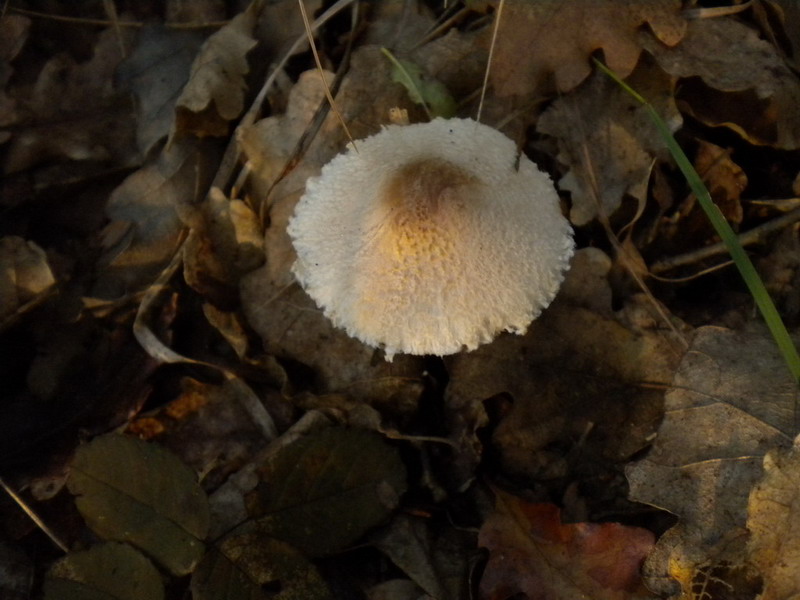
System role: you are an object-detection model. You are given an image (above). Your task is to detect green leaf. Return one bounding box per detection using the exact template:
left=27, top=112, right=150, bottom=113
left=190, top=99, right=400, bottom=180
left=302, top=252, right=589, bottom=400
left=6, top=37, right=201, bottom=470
left=44, top=542, right=163, bottom=600
left=192, top=534, right=333, bottom=600
left=382, top=48, right=457, bottom=119
left=67, top=434, right=209, bottom=576
left=594, top=58, right=800, bottom=385
left=246, top=427, right=407, bottom=556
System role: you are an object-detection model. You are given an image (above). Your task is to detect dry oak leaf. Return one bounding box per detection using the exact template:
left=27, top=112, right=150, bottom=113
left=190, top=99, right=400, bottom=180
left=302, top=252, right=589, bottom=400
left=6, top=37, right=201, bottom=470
left=537, top=56, right=680, bottom=225
left=117, top=26, right=206, bottom=155
left=479, top=489, right=655, bottom=600
left=641, top=17, right=800, bottom=149
left=747, top=437, right=800, bottom=600
left=172, top=7, right=257, bottom=140
left=693, top=140, right=746, bottom=225
left=489, top=0, right=685, bottom=96
left=626, top=325, right=797, bottom=598
left=4, top=26, right=137, bottom=173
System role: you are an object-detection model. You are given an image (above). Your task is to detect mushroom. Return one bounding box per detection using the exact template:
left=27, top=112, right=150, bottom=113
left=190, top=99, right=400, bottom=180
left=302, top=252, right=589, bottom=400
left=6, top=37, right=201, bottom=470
left=288, top=117, right=574, bottom=359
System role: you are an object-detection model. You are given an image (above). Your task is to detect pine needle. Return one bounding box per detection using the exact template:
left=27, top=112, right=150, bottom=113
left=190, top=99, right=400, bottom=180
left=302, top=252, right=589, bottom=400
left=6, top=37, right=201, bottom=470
left=297, top=0, right=358, bottom=152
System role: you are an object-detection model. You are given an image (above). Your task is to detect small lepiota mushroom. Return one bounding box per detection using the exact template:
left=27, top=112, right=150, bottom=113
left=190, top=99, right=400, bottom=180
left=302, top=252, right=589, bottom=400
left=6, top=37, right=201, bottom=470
left=288, top=117, right=574, bottom=359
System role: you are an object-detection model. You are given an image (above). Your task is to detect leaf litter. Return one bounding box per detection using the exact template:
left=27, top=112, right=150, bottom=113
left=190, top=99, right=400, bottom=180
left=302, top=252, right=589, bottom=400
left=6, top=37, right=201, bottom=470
left=2, top=1, right=800, bottom=599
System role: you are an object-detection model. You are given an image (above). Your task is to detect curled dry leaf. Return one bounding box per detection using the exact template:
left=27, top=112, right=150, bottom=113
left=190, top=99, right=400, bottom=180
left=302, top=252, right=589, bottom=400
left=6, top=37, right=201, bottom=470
left=537, top=56, right=680, bottom=225
left=0, top=236, right=56, bottom=327
left=626, top=326, right=797, bottom=597
left=747, top=437, right=800, bottom=600
left=478, top=489, right=655, bottom=600
left=182, top=186, right=265, bottom=305
left=172, top=7, right=258, bottom=141
left=642, top=17, right=800, bottom=149
left=93, top=142, right=216, bottom=298
left=489, top=0, right=685, bottom=96
left=693, top=139, right=747, bottom=224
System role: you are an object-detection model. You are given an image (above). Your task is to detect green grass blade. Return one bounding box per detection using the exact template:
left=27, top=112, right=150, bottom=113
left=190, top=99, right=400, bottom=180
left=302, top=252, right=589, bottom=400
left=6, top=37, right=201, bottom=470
left=594, top=58, right=800, bottom=383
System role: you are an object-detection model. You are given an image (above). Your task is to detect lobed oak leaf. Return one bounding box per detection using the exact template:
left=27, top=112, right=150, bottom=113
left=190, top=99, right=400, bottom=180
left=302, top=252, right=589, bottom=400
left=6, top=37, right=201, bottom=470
left=626, top=326, right=798, bottom=597
left=537, top=56, right=679, bottom=225
left=642, top=17, right=800, bottom=149
left=171, top=7, right=258, bottom=141
left=489, top=0, right=685, bottom=96
left=747, top=438, right=800, bottom=600
left=478, top=489, right=655, bottom=600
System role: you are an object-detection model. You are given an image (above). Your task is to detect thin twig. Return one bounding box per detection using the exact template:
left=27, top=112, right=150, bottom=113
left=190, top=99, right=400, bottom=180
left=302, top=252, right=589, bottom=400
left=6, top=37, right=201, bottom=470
left=682, top=0, right=752, bottom=20
left=476, top=0, right=504, bottom=124
left=578, top=141, right=689, bottom=349
left=415, top=4, right=468, bottom=49
left=650, top=260, right=735, bottom=283
left=102, top=0, right=126, bottom=57
left=297, top=0, right=358, bottom=152
left=8, top=6, right=228, bottom=29
left=210, top=0, right=355, bottom=192
left=0, top=477, right=69, bottom=553
left=651, top=206, right=800, bottom=273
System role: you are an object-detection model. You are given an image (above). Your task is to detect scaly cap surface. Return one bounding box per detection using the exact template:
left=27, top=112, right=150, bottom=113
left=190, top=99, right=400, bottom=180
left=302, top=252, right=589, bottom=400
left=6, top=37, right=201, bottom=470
left=288, top=118, right=574, bottom=359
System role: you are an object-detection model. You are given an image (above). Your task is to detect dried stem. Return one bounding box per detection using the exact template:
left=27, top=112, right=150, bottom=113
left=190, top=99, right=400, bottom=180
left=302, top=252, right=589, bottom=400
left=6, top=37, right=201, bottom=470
left=476, top=0, right=505, bottom=124
left=297, top=0, right=358, bottom=152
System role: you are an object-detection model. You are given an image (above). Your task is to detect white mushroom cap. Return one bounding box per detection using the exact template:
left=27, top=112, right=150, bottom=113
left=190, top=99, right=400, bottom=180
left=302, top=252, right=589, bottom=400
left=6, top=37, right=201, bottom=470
left=288, top=117, right=574, bottom=359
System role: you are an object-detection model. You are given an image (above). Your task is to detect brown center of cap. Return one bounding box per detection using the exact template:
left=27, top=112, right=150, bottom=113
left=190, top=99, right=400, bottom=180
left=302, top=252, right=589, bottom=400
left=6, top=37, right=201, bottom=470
left=381, top=158, right=479, bottom=228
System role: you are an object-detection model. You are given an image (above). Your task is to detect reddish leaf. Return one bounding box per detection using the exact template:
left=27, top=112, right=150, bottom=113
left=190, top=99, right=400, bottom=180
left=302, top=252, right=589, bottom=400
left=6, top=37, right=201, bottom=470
left=479, top=490, right=655, bottom=600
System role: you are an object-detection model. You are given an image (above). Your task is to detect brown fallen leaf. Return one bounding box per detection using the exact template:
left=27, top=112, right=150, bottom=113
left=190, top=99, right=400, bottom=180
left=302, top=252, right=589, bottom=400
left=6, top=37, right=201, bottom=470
left=172, top=6, right=258, bottom=141
left=757, top=227, right=800, bottom=327
left=658, top=139, right=748, bottom=251
left=489, top=0, right=685, bottom=97
left=372, top=515, right=473, bottom=600
left=366, top=579, right=425, bottom=600
left=0, top=14, right=30, bottom=130
left=444, top=250, right=680, bottom=489
left=642, top=17, right=800, bottom=149
left=3, top=26, right=137, bottom=173
left=255, top=0, right=322, bottom=60
left=537, top=56, right=680, bottom=225
left=626, top=325, right=797, bottom=597
left=182, top=186, right=265, bottom=306
left=762, top=0, right=800, bottom=66
left=692, top=139, right=746, bottom=225
left=0, top=236, right=56, bottom=328
left=92, top=142, right=217, bottom=299
left=479, top=489, right=655, bottom=600
left=127, top=376, right=275, bottom=491
left=746, top=437, right=800, bottom=600
left=0, top=540, right=33, bottom=600
left=116, top=26, right=206, bottom=155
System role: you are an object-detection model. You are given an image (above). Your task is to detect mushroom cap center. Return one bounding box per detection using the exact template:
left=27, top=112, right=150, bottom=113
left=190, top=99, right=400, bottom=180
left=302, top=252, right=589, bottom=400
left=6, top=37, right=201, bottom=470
left=381, top=157, right=479, bottom=228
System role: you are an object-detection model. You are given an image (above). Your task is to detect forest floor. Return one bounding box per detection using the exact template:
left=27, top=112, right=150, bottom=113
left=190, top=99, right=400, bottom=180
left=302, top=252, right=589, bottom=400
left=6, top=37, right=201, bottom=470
left=2, top=1, right=800, bottom=599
